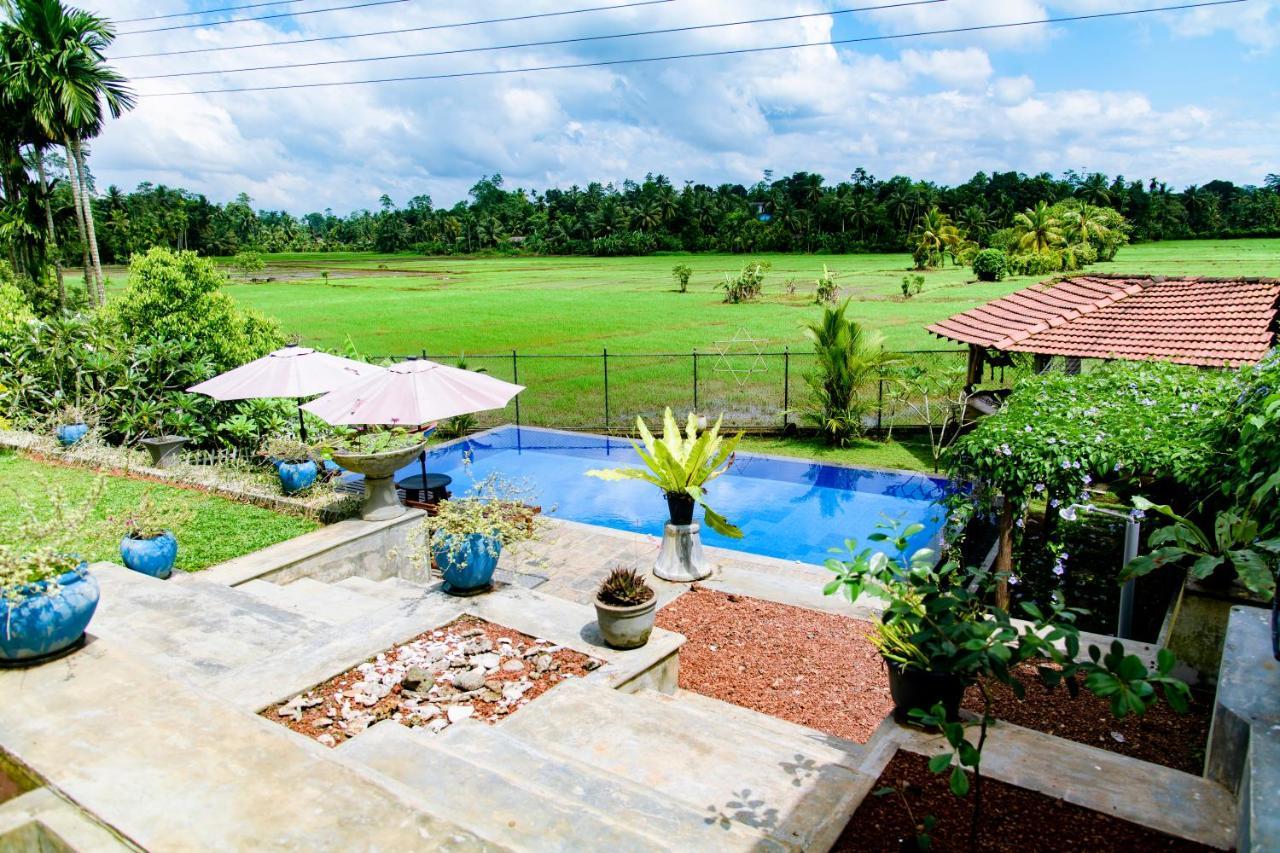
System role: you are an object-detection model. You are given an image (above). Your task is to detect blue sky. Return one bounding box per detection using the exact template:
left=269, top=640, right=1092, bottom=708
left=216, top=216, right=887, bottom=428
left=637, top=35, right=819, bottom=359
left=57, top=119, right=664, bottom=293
left=88, top=0, right=1280, bottom=213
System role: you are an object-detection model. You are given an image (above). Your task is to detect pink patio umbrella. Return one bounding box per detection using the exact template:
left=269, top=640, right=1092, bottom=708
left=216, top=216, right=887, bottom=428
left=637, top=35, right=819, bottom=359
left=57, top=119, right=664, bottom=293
left=187, top=344, right=382, bottom=440
left=302, top=357, right=524, bottom=488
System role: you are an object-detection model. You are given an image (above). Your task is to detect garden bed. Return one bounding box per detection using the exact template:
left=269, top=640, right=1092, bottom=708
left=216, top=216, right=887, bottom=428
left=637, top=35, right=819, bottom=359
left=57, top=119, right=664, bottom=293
left=655, top=586, right=892, bottom=743
left=263, top=615, right=601, bottom=747
left=962, top=662, right=1212, bottom=774
left=835, top=751, right=1211, bottom=852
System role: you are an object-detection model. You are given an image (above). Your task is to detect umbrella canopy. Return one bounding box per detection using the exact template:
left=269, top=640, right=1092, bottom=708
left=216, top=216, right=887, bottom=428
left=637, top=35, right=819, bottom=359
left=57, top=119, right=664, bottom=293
left=187, top=345, right=381, bottom=401
left=302, top=358, right=524, bottom=426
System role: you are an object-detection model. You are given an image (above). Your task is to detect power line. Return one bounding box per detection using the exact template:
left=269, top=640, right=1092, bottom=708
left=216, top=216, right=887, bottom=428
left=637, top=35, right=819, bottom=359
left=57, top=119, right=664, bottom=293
left=119, top=0, right=316, bottom=24
left=118, top=0, right=410, bottom=35
left=134, top=0, right=950, bottom=80
left=143, top=0, right=1251, bottom=96
left=111, top=0, right=676, bottom=58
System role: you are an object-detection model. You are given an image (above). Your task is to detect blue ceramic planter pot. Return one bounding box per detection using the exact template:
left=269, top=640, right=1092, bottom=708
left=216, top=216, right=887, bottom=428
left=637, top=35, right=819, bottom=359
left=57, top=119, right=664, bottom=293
left=0, top=566, right=99, bottom=663
left=277, top=460, right=319, bottom=495
left=120, top=531, right=178, bottom=579
left=56, top=423, right=88, bottom=447
left=433, top=533, right=502, bottom=596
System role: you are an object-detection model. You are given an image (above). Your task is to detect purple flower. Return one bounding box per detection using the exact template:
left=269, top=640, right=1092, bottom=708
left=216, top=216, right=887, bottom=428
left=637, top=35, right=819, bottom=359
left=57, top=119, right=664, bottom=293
left=1082, top=474, right=1093, bottom=485
left=1034, top=482, right=1046, bottom=493
left=1060, top=505, right=1078, bottom=522
left=999, top=444, right=1012, bottom=456
left=1052, top=564, right=1066, bottom=577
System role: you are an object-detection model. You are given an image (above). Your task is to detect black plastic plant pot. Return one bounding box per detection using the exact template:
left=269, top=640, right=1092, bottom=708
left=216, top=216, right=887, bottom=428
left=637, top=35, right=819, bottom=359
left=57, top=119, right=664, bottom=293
left=885, top=660, right=965, bottom=725
left=665, top=492, right=695, bottom=527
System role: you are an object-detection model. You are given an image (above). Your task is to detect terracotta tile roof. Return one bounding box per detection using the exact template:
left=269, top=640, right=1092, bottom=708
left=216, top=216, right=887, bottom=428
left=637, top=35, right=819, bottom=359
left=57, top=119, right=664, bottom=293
left=926, top=275, right=1280, bottom=367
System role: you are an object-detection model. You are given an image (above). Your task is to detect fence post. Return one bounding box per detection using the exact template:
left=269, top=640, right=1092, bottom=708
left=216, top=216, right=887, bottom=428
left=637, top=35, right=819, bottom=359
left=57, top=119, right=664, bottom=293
left=876, top=346, right=885, bottom=431
left=692, top=350, right=699, bottom=412
left=603, top=348, right=610, bottom=432
left=512, top=350, right=521, bottom=427
left=782, top=347, right=790, bottom=426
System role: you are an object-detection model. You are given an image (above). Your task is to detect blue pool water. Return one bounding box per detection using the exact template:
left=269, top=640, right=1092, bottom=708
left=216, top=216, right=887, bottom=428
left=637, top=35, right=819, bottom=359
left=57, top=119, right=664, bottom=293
left=398, top=426, right=948, bottom=566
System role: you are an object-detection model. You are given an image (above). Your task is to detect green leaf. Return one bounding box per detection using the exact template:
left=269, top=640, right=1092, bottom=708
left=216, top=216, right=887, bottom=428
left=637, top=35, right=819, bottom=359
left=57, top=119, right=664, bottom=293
left=928, top=753, right=952, bottom=774
left=949, top=765, right=970, bottom=797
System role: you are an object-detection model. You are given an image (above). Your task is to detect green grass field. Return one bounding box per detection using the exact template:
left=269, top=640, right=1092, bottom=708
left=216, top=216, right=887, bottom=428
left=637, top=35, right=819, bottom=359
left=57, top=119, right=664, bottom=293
left=209, top=238, right=1279, bottom=356
left=0, top=452, right=320, bottom=572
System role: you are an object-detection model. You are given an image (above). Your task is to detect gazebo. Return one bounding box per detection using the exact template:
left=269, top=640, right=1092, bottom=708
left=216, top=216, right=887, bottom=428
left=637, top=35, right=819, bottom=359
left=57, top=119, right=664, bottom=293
left=927, top=275, right=1280, bottom=390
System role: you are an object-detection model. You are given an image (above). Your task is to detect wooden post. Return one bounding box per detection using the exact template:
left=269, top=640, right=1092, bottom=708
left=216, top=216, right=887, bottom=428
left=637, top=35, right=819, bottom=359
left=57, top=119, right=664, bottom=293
left=995, top=499, right=1015, bottom=610
left=964, top=344, right=985, bottom=393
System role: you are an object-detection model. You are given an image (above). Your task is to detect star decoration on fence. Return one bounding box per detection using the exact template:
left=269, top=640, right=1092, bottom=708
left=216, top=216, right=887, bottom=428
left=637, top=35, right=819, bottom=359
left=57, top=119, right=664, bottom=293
left=711, top=328, right=769, bottom=386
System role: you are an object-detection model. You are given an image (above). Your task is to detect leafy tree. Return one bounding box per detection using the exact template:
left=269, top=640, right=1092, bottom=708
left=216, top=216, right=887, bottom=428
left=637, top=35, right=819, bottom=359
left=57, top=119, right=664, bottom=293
left=796, top=301, right=898, bottom=445
left=1012, top=200, right=1064, bottom=253
left=911, top=206, right=960, bottom=269
left=670, top=263, right=692, bottom=294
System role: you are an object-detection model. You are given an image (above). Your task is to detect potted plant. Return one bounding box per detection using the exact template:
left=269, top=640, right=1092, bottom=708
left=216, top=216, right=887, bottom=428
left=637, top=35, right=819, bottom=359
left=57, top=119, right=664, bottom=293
left=824, top=516, right=1192, bottom=848
left=260, top=435, right=321, bottom=495
left=587, top=408, right=744, bottom=538
left=320, top=428, right=429, bottom=520
left=595, top=566, right=656, bottom=649
left=54, top=403, right=89, bottom=447
left=116, top=491, right=193, bottom=580
left=0, top=485, right=104, bottom=665
left=417, top=473, right=541, bottom=596
left=136, top=402, right=189, bottom=469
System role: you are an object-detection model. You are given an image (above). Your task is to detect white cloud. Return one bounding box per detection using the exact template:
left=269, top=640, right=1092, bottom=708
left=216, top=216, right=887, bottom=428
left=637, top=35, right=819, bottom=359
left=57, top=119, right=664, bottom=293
left=81, top=0, right=1280, bottom=211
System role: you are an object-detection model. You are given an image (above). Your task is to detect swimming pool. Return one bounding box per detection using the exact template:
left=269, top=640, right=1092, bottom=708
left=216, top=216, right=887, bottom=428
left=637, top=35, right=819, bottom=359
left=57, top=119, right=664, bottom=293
left=403, top=426, right=948, bottom=566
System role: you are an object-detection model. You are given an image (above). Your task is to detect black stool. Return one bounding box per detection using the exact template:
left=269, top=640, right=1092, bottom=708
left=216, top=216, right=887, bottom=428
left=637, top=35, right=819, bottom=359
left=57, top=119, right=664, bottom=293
left=397, top=473, right=453, bottom=504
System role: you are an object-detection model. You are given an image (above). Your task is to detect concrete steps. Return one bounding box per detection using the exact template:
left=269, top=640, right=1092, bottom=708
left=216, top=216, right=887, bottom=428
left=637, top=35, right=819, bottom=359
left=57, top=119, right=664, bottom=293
left=239, top=576, right=391, bottom=623
left=338, top=721, right=693, bottom=852
left=333, top=574, right=437, bottom=606
left=88, top=563, right=334, bottom=685
left=499, top=679, right=872, bottom=851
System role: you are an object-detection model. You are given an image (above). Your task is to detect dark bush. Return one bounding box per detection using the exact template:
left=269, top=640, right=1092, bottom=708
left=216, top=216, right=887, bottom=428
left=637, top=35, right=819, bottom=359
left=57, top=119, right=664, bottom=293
left=971, top=248, right=1008, bottom=282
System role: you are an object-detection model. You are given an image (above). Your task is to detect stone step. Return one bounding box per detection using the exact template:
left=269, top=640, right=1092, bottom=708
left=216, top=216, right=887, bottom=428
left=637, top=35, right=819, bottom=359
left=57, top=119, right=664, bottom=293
left=896, top=717, right=1237, bottom=849
left=426, top=718, right=783, bottom=851
left=337, top=721, right=665, bottom=852
left=499, top=679, right=871, bottom=851
left=333, top=574, right=436, bottom=606
left=239, top=576, right=388, bottom=623
left=88, top=563, right=333, bottom=686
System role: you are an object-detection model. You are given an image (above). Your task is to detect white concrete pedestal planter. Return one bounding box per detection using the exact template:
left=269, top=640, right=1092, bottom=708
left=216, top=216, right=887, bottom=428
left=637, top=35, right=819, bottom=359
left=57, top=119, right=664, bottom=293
left=333, top=442, right=428, bottom=521
left=654, top=522, right=709, bottom=582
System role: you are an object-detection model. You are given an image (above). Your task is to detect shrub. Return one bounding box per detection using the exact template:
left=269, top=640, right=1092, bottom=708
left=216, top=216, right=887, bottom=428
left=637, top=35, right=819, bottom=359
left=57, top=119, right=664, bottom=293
left=109, top=247, right=283, bottom=373
left=971, top=248, right=1008, bottom=282
left=900, top=274, right=924, bottom=299
left=814, top=264, right=840, bottom=304
left=0, top=263, right=34, bottom=342
left=987, top=227, right=1018, bottom=253
left=1006, top=250, right=1064, bottom=276
left=719, top=259, right=770, bottom=303
left=671, top=263, right=692, bottom=293
left=230, top=250, right=266, bottom=278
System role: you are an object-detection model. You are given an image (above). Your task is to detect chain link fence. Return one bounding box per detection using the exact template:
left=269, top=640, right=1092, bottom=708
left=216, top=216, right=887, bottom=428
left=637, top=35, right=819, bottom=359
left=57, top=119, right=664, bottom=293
left=369, top=348, right=1024, bottom=433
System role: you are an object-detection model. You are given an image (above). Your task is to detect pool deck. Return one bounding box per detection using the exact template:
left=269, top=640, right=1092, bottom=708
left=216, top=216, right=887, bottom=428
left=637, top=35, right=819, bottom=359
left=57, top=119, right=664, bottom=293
left=500, top=516, right=882, bottom=620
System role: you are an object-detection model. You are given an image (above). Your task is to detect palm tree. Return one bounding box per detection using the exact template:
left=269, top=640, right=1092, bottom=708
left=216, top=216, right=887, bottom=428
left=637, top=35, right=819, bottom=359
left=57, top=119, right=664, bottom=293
left=1012, top=201, right=1064, bottom=253
left=7, top=0, right=134, bottom=305
left=1059, top=199, right=1111, bottom=247
left=957, top=204, right=994, bottom=243
left=799, top=300, right=899, bottom=445
left=911, top=207, right=960, bottom=269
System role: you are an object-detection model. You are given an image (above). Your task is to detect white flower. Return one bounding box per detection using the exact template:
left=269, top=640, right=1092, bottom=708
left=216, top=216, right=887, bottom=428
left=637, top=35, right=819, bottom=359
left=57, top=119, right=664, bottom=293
left=999, top=444, right=1012, bottom=456
left=1024, top=425, right=1034, bottom=433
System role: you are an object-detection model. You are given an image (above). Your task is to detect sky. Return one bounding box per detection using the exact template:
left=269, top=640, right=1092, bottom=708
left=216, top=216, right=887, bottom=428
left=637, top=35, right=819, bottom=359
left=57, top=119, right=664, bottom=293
left=85, top=0, right=1280, bottom=213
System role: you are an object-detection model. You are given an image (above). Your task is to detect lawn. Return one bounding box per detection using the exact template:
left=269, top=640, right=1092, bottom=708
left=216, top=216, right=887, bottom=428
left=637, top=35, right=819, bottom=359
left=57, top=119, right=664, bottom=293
left=738, top=434, right=938, bottom=474
left=0, top=452, right=320, bottom=572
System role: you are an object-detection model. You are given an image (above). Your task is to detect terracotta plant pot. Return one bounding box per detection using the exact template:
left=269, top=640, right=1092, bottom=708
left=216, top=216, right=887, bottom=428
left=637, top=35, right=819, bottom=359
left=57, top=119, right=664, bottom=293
left=885, top=660, right=965, bottom=724
left=595, top=595, right=657, bottom=650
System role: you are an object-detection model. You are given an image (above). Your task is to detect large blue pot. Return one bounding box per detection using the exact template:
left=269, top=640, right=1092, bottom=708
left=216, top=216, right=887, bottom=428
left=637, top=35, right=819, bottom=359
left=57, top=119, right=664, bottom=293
left=55, top=423, right=88, bottom=447
left=120, top=531, right=177, bottom=579
left=0, top=566, right=99, bottom=663
left=433, top=533, right=502, bottom=595
left=277, top=460, right=319, bottom=495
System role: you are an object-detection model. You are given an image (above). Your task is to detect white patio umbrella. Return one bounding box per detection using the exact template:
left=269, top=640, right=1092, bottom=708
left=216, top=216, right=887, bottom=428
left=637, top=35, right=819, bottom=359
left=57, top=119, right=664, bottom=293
left=187, top=344, right=383, bottom=440
left=302, top=357, right=524, bottom=487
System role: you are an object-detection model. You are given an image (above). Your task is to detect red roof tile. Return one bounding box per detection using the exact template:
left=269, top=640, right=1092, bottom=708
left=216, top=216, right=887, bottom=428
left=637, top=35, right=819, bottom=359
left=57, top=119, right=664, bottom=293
left=926, top=276, right=1280, bottom=367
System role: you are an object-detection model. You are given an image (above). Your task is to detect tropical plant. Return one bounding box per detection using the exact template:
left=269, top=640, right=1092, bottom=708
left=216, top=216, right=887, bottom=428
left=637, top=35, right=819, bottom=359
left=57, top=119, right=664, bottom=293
left=671, top=263, right=692, bottom=294
left=586, top=408, right=743, bottom=538
left=970, top=248, right=1007, bottom=282
left=899, top=274, right=924, bottom=299
left=911, top=207, right=960, bottom=270
left=1012, top=201, right=1064, bottom=253
left=796, top=301, right=899, bottom=445
left=825, top=516, right=1191, bottom=849
left=318, top=426, right=424, bottom=456
left=230, top=250, right=265, bottom=279
left=597, top=566, right=654, bottom=607
left=719, top=259, right=769, bottom=303
left=814, top=264, right=840, bottom=304
left=1122, top=474, right=1280, bottom=600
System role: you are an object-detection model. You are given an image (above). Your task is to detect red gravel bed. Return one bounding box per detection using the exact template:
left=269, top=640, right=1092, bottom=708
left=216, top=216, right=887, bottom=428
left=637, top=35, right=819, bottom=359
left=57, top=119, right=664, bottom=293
left=655, top=586, right=892, bottom=743
left=963, top=662, right=1213, bottom=774
left=262, top=615, right=599, bottom=747
left=836, top=750, right=1211, bottom=852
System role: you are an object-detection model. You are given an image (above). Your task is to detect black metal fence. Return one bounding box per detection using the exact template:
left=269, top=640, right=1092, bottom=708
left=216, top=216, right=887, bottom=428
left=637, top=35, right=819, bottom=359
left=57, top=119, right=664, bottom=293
left=368, top=348, right=1024, bottom=433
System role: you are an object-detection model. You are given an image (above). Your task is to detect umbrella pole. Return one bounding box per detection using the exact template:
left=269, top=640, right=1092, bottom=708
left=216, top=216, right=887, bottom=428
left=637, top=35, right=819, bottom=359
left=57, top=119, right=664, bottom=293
left=419, top=450, right=428, bottom=496
left=297, top=401, right=308, bottom=443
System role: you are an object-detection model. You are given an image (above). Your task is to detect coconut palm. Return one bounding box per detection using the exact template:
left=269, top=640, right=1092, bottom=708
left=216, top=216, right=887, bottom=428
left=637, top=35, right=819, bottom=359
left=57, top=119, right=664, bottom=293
left=1012, top=201, right=1065, bottom=253
left=6, top=0, right=134, bottom=305
left=1059, top=199, right=1111, bottom=247
left=797, top=300, right=900, bottom=446
left=911, top=207, right=960, bottom=269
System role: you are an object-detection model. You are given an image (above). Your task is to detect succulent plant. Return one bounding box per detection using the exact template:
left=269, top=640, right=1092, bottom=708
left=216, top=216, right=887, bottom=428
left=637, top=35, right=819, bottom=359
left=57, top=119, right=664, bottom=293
left=596, top=567, right=654, bottom=608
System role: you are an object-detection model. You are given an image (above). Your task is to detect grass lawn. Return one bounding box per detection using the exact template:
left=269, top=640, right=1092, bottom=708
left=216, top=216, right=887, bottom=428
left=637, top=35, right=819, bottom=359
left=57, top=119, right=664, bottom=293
left=738, top=433, right=939, bottom=474
left=0, top=452, right=320, bottom=572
